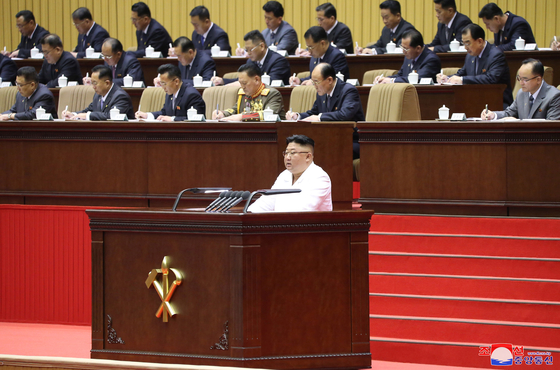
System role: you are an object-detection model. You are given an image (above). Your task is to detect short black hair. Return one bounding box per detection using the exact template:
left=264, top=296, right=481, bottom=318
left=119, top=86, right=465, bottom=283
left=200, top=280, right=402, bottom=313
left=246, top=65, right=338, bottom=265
left=72, top=7, right=93, bottom=21
left=15, top=10, right=35, bottom=23
left=379, top=1, right=401, bottom=15
left=462, top=23, right=485, bottom=41
left=316, top=3, right=337, bottom=19
left=523, top=58, right=544, bottom=77
left=41, top=34, right=63, bottom=49
left=16, top=66, right=38, bottom=83
left=478, top=3, right=504, bottom=19
left=157, top=64, right=182, bottom=80
left=173, top=36, right=195, bottom=53
left=131, top=2, right=151, bottom=18
left=244, top=30, right=266, bottom=45
left=434, top=0, right=456, bottom=11
left=262, top=1, right=284, bottom=18
left=190, top=6, right=210, bottom=21
left=402, top=29, right=424, bottom=48
left=304, top=26, right=328, bottom=43
left=104, top=38, right=124, bottom=53
left=92, top=65, right=113, bottom=81
left=238, top=63, right=262, bottom=78
left=317, top=63, right=336, bottom=80
left=286, top=135, right=315, bottom=150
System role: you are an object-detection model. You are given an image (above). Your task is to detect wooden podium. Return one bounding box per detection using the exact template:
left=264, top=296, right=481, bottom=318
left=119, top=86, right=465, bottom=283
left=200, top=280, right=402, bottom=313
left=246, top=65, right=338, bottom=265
left=87, top=208, right=373, bottom=369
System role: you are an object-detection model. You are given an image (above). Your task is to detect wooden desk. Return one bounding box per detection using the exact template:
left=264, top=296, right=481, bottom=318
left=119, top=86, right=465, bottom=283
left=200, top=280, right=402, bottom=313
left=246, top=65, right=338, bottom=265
left=357, top=120, right=560, bottom=216
left=0, top=121, right=354, bottom=209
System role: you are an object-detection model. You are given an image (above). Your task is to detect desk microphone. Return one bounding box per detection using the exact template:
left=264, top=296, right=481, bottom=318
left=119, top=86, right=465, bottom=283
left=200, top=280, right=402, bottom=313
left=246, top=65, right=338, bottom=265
left=204, top=191, right=228, bottom=211
left=223, top=191, right=251, bottom=212
left=172, top=187, right=231, bottom=211
left=207, top=191, right=234, bottom=212
left=215, top=191, right=242, bottom=212
left=242, top=189, right=302, bottom=213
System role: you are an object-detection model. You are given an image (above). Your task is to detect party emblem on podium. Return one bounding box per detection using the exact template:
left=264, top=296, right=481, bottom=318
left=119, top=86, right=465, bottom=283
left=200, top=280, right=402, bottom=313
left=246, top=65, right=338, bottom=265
left=145, top=256, right=182, bottom=322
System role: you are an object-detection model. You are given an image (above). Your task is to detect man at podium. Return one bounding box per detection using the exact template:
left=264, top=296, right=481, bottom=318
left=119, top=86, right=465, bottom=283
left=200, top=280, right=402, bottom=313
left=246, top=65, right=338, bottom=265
left=248, top=134, right=332, bottom=212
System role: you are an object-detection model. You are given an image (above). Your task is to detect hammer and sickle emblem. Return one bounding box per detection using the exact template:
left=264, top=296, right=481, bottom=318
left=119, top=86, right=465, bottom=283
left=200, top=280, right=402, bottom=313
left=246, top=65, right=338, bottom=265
left=145, top=256, right=182, bottom=322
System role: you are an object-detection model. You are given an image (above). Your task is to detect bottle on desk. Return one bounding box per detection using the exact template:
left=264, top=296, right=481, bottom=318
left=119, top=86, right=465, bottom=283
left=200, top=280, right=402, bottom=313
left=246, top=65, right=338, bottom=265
left=123, top=74, right=133, bottom=87
left=145, top=45, right=154, bottom=57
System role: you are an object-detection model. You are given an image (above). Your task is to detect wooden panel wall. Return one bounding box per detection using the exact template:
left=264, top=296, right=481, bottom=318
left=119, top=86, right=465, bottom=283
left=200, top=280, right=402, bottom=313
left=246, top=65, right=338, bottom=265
left=1, top=0, right=558, bottom=53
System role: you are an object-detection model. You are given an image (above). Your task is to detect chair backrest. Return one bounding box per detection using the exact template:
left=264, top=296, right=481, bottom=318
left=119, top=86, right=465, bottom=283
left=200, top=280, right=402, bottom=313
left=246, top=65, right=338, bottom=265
left=442, top=67, right=461, bottom=76
left=138, top=87, right=166, bottom=113
left=202, top=85, right=240, bottom=118
left=513, top=66, right=554, bottom=97
left=289, top=85, right=316, bottom=113
left=223, top=72, right=239, bottom=79
left=0, top=86, right=18, bottom=113
left=362, top=69, right=398, bottom=84
left=57, top=85, right=96, bottom=118
left=365, top=83, right=421, bottom=121
left=297, top=71, right=310, bottom=80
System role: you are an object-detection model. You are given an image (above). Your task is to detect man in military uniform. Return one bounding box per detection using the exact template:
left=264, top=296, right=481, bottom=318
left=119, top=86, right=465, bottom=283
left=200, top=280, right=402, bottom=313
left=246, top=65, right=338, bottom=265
left=212, top=63, right=285, bottom=121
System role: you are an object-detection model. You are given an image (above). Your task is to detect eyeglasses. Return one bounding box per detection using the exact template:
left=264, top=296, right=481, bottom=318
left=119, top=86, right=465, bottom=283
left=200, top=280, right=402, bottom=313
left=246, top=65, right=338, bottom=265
left=311, top=79, right=324, bottom=86
left=245, top=43, right=263, bottom=53
left=516, top=75, right=539, bottom=83
left=73, top=20, right=86, bottom=27
left=307, top=44, right=317, bottom=50
left=42, top=48, right=54, bottom=56
left=282, top=151, right=309, bottom=157
left=400, top=45, right=410, bottom=52
left=160, top=78, right=178, bottom=87
left=16, top=22, right=29, bottom=29
left=16, top=82, right=33, bottom=88
left=102, top=54, right=113, bottom=59
left=316, top=17, right=326, bottom=22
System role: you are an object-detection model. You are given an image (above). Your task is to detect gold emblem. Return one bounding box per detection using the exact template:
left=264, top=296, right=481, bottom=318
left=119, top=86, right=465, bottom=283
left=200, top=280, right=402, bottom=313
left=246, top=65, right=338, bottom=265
left=145, top=256, right=182, bottom=322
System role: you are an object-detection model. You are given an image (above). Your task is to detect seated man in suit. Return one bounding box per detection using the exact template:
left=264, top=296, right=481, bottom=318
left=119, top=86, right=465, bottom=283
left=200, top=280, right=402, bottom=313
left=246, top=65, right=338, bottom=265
left=212, top=63, right=285, bottom=121
left=427, top=0, right=472, bottom=52
left=70, top=7, right=110, bottom=58
left=37, top=34, right=83, bottom=88
left=248, top=134, right=332, bottom=213
left=84, top=38, right=145, bottom=87
left=136, top=64, right=205, bottom=121
left=261, top=1, right=298, bottom=55
left=437, top=24, right=513, bottom=108
left=316, top=3, right=353, bottom=54
left=131, top=2, right=173, bottom=58
left=63, top=65, right=134, bottom=121
left=290, top=27, right=349, bottom=86
left=2, top=10, right=49, bottom=59
left=478, top=3, right=535, bottom=52
left=0, top=67, right=57, bottom=120
left=0, top=54, right=18, bottom=84
left=214, top=30, right=290, bottom=86
left=482, top=59, right=560, bottom=121
left=190, top=6, right=231, bottom=54
left=375, top=29, right=441, bottom=84
left=157, top=37, right=215, bottom=86
left=356, top=1, right=415, bottom=55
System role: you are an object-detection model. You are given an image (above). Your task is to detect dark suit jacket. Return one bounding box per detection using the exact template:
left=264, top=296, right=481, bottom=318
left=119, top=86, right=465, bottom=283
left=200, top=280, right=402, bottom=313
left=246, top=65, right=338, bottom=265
left=192, top=23, right=231, bottom=54
left=77, top=84, right=134, bottom=120
left=74, top=23, right=110, bottom=58
left=302, top=45, right=349, bottom=82
left=300, top=79, right=364, bottom=122
left=151, top=83, right=206, bottom=121
left=393, top=47, right=442, bottom=83
left=224, top=49, right=291, bottom=85
left=107, top=51, right=144, bottom=86
left=135, top=19, right=173, bottom=58
left=427, top=12, right=472, bottom=53
left=16, top=25, right=50, bottom=59
left=37, top=51, right=83, bottom=88
left=493, top=12, right=536, bottom=52
left=455, top=43, right=513, bottom=108
left=328, top=21, right=354, bottom=54
left=3, top=83, right=57, bottom=119
left=262, top=21, right=298, bottom=55
left=179, top=50, right=216, bottom=84
left=497, top=81, right=560, bottom=120
left=367, top=19, right=415, bottom=54
left=0, top=54, right=18, bottom=84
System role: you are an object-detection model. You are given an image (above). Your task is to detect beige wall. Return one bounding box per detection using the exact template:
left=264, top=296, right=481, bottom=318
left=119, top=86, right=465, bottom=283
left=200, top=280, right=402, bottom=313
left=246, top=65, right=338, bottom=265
left=1, top=0, right=558, bottom=53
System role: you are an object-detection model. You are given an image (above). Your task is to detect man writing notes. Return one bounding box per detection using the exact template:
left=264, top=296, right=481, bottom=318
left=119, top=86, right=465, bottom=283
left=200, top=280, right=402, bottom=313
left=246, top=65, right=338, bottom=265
left=478, top=3, right=535, bottom=52
left=2, top=10, right=49, bottom=59
left=427, top=0, right=472, bottom=53
left=437, top=24, right=513, bottom=109
left=261, top=1, right=298, bottom=55
left=37, top=34, right=83, bottom=88
left=131, top=2, right=173, bottom=58
left=63, top=65, right=134, bottom=121
left=0, top=67, right=57, bottom=120
left=481, top=59, right=560, bottom=121
left=355, top=1, right=415, bottom=55
left=70, top=7, right=110, bottom=58
left=290, top=27, right=349, bottom=86
left=316, top=3, right=353, bottom=54
left=247, top=135, right=332, bottom=213
left=212, top=63, right=285, bottom=121
left=375, top=29, right=441, bottom=84
left=137, top=64, right=205, bottom=121
left=190, top=6, right=231, bottom=54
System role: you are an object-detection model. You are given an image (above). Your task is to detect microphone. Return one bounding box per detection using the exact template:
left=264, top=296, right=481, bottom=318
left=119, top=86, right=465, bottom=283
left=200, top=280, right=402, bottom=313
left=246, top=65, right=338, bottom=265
left=214, top=191, right=242, bottom=212
left=204, top=191, right=228, bottom=211
left=223, top=191, right=251, bottom=212
left=172, top=187, right=231, bottom=211
left=207, top=191, right=234, bottom=212
left=242, top=189, right=302, bottom=213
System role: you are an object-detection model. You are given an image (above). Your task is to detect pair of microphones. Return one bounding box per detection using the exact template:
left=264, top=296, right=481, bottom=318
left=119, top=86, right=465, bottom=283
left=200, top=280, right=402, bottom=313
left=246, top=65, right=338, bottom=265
left=205, top=191, right=251, bottom=213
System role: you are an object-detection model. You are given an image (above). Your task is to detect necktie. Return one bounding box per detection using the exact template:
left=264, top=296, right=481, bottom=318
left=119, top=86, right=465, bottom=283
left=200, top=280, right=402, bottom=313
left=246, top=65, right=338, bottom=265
left=271, top=32, right=276, bottom=43
left=112, top=66, right=116, bottom=79
left=474, top=58, right=479, bottom=75
left=172, top=95, right=176, bottom=114
left=200, top=36, right=205, bottom=48
left=529, top=95, right=534, bottom=111
left=82, top=35, right=87, bottom=50
left=446, top=28, right=450, bottom=43
left=257, top=62, right=263, bottom=69
left=187, top=65, right=191, bottom=79
left=99, top=98, right=104, bottom=111
left=325, top=95, right=330, bottom=110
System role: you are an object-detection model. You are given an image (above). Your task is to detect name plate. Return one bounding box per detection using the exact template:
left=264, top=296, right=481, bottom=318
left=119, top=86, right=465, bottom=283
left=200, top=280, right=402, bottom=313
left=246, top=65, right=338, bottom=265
left=450, top=113, right=467, bottom=121
left=132, top=81, right=145, bottom=88
left=68, top=81, right=78, bottom=86
left=275, top=50, right=288, bottom=57
left=201, top=81, right=213, bottom=88
left=217, top=51, right=231, bottom=57
left=338, top=48, right=348, bottom=56
left=110, top=114, right=129, bottom=121
left=264, top=114, right=280, bottom=122
left=31, top=53, right=44, bottom=59
left=87, top=53, right=102, bottom=59
left=36, top=113, right=54, bottom=121
left=0, top=82, right=12, bottom=88
left=187, top=114, right=206, bottom=121
left=419, top=78, right=434, bottom=85
left=271, top=80, right=285, bottom=87
left=346, top=79, right=360, bottom=86
left=524, top=43, right=538, bottom=50
left=147, top=51, right=163, bottom=58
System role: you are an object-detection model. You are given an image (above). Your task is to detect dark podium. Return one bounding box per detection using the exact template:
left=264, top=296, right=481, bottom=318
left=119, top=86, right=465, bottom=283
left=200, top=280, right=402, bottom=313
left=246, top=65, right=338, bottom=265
left=88, top=208, right=372, bottom=369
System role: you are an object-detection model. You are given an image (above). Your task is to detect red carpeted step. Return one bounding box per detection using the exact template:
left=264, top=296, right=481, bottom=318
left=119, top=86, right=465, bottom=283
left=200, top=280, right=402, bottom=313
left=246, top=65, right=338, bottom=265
left=368, top=273, right=560, bottom=302
left=369, top=294, right=560, bottom=325
left=369, top=316, right=560, bottom=348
